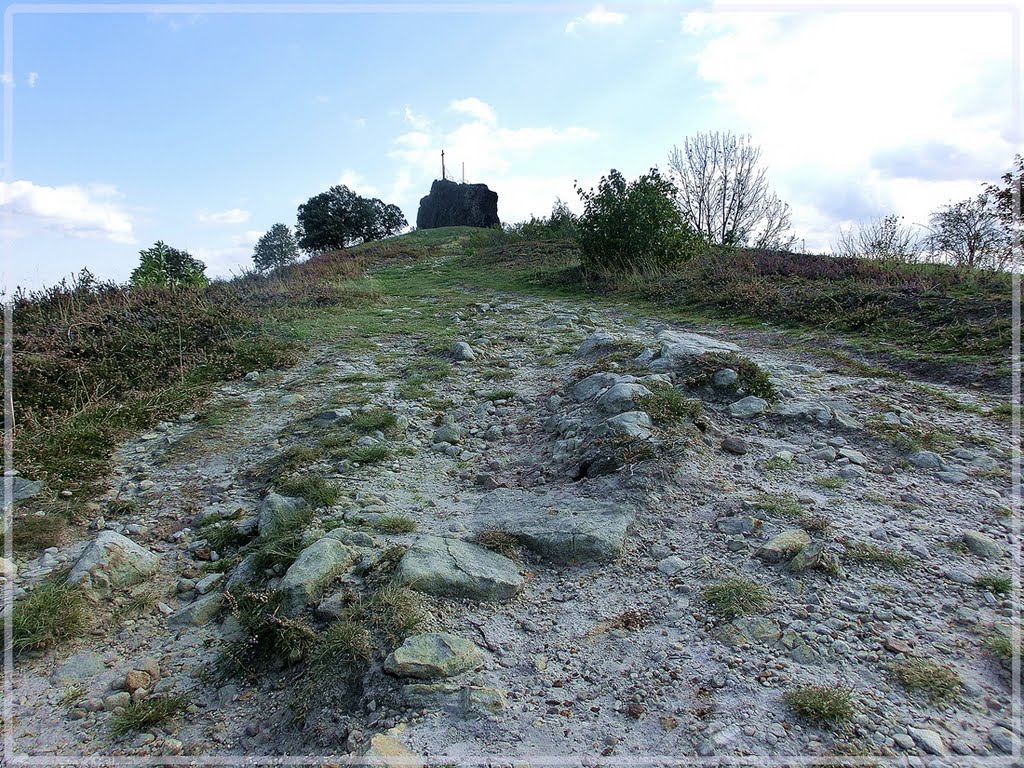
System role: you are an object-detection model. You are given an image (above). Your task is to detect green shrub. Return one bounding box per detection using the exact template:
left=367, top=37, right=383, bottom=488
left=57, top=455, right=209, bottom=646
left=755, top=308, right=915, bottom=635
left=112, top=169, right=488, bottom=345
left=108, top=694, right=187, bottom=737
left=575, top=168, right=699, bottom=276
left=218, top=590, right=318, bottom=676
left=683, top=351, right=779, bottom=402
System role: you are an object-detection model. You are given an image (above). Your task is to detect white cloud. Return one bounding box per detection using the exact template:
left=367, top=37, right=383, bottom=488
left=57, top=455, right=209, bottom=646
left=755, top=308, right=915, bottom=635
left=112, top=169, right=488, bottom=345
left=389, top=104, right=598, bottom=179
left=26, top=72, right=38, bottom=88
left=385, top=102, right=600, bottom=228
left=682, top=4, right=1015, bottom=250
left=197, top=208, right=250, bottom=225
left=403, top=107, right=431, bottom=131
left=449, top=97, right=497, bottom=124
left=337, top=170, right=378, bottom=196
left=0, top=74, right=11, bottom=86
left=0, top=180, right=135, bottom=243
left=566, top=5, right=626, bottom=35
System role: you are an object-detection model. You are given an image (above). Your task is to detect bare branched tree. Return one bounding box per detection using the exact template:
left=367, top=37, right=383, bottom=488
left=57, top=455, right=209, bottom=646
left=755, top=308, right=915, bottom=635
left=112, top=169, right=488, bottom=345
left=926, top=194, right=1012, bottom=270
left=667, top=131, right=796, bottom=250
left=833, top=214, right=923, bottom=263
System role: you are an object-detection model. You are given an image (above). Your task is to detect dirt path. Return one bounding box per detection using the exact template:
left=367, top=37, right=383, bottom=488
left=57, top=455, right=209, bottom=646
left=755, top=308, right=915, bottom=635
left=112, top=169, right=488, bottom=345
left=7, top=254, right=1018, bottom=764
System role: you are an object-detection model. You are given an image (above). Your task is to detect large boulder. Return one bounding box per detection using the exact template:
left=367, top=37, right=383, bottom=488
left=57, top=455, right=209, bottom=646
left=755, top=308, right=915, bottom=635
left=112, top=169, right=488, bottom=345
left=257, top=493, right=307, bottom=536
left=66, top=531, right=159, bottom=595
left=279, top=538, right=358, bottom=614
left=383, top=633, right=483, bottom=678
left=474, top=488, right=634, bottom=564
left=416, top=179, right=499, bottom=229
left=395, top=536, right=522, bottom=602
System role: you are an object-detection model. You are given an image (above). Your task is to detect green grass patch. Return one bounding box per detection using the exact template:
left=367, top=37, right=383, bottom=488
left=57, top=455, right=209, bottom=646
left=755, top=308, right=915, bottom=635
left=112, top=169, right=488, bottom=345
left=373, top=514, right=417, bottom=534
left=218, top=590, right=319, bottom=677
left=784, top=684, right=855, bottom=726
left=890, top=658, right=961, bottom=704
left=636, top=383, right=702, bottom=424
left=975, top=573, right=1012, bottom=595
left=683, top=351, right=779, bottom=402
left=482, top=389, right=517, bottom=402
left=108, top=694, right=187, bottom=738
left=349, top=408, right=397, bottom=433
left=814, top=476, right=847, bottom=490
left=762, top=455, right=794, bottom=471
left=752, top=491, right=804, bottom=519
left=251, top=504, right=314, bottom=573
left=276, top=473, right=342, bottom=508
left=10, top=581, right=90, bottom=654
left=702, top=578, right=771, bottom=620
left=2, top=514, right=71, bottom=553
left=843, top=541, right=915, bottom=571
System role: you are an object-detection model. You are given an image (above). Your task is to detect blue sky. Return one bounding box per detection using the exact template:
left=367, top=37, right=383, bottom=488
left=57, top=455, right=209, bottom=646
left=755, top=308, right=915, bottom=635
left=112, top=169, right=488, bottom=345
left=1, top=0, right=1018, bottom=291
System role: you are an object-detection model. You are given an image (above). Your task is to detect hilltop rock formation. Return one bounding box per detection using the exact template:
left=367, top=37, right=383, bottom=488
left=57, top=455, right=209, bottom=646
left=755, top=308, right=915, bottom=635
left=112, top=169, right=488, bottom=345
left=416, top=179, right=500, bottom=229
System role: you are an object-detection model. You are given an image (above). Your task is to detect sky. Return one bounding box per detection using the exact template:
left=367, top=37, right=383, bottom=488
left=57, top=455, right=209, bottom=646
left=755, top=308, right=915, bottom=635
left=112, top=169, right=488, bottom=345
left=0, top=0, right=1019, bottom=292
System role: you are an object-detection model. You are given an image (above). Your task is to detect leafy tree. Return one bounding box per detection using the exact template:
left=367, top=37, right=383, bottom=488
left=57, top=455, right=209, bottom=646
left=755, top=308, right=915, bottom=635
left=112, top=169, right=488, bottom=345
left=574, top=168, right=699, bottom=275
left=667, top=131, right=795, bottom=250
left=833, top=214, right=923, bottom=263
left=981, top=154, right=1022, bottom=268
left=926, top=194, right=1011, bottom=270
left=130, top=241, right=208, bottom=288
left=295, top=185, right=408, bottom=253
left=253, top=223, right=300, bottom=272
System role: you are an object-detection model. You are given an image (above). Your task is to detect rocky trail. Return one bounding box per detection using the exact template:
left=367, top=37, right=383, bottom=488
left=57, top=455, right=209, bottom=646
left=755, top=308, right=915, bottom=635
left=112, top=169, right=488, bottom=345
left=5, top=253, right=1019, bottom=765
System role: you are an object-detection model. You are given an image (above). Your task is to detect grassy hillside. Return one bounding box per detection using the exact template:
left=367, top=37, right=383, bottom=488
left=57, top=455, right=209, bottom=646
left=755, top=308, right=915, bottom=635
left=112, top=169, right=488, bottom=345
left=6, top=225, right=1011, bottom=551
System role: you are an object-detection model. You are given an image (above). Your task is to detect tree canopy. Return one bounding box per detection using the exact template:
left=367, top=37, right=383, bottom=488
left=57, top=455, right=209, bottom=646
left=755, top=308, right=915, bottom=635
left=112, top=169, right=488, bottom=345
left=295, top=185, right=407, bottom=253
left=253, top=223, right=300, bottom=272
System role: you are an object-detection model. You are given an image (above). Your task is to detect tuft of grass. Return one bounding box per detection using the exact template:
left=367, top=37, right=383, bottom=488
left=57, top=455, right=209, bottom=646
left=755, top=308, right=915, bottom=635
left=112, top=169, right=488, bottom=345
left=984, top=630, right=1018, bottom=665
left=473, top=528, right=521, bottom=561
left=814, top=476, right=847, bottom=490
left=276, top=473, right=342, bottom=508
left=337, top=372, right=382, bottom=384
left=10, top=581, right=90, bottom=653
left=349, top=408, right=397, bottom=433
left=338, top=581, right=425, bottom=645
left=482, top=389, right=516, bottom=402
left=107, top=499, right=139, bottom=516
left=890, top=658, right=961, bottom=704
left=251, top=504, right=314, bottom=573
left=404, top=358, right=452, bottom=382
left=975, top=573, right=1012, bottom=595
left=313, top=619, right=373, bottom=671
left=250, top=444, right=320, bottom=487
left=331, top=443, right=393, bottom=465
left=843, top=541, right=915, bottom=571
left=683, top=351, right=779, bottom=403
left=762, top=455, right=793, bottom=471
left=197, top=519, right=251, bottom=552
left=108, top=694, right=187, bottom=738
left=636, top=383, right=703, bottom=424
left=702, top=578, right=771, bottom=620
left=753, top=491, right=804, bottom=519
left=799, top=515, right=832, bottom=534
left=397, top=378, right=433, bottom=400
left=784, top=684, right=855, bottom=726
left=374, top=514, right=417, bottom=534
left=2, top=515, right=70, bottom=553
left=218, top=590, right=318, bottom=677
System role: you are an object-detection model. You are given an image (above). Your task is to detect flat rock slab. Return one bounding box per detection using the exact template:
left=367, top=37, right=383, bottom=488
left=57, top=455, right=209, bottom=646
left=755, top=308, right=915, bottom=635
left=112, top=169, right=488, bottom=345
left=396, top=536, right=523, bottom=602
left=757, top=529, right=811, bottom=563
left=169, top=590, right=223, bottom=626
left=647, top=330, right=740, bottom=373
left=66, top=531, right=159, bottom=595
left=474, top=488, right=634, bottom=564
left=383, top=632, right=483, bottom=679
